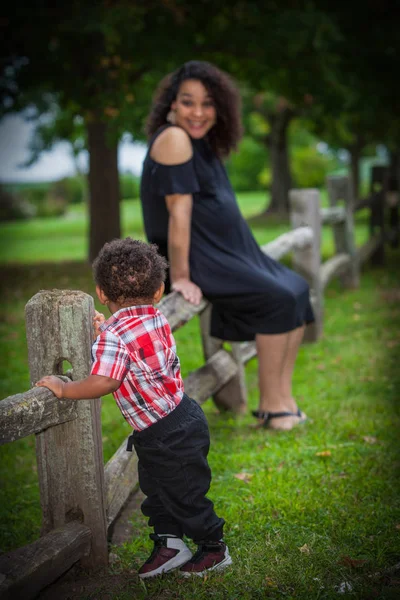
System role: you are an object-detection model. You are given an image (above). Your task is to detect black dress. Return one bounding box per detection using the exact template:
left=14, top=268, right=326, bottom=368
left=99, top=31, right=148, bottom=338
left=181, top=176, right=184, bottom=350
left=140, top=126, right=314, bottom=341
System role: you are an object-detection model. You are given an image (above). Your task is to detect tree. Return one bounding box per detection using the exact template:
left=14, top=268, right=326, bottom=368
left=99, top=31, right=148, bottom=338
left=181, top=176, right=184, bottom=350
left=213, top=5, right=343, bottom=213
left=0, top=2, right=197, bottom=260
left=308, top=0, right=400, bottom=198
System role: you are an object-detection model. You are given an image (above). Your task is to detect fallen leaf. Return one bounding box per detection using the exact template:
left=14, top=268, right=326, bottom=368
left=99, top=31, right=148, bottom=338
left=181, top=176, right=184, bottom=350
left=386, top=340, right=399, bottom=348
left=339, top=555, right=367, bottom=568
left=363, top=436, right=378, bottom=444
left=104, top=106, right=120, bottom=117
left=316, top=450, right=331, bottom=457
left=317, top=363, right=326, bottom=370
left=265, top=576, right=277, bottom=587
left=234, top=472, right=253, bottom=483
left=380, top=289, right=400, bottom=302
left=395, top=524, right=400, bottom=530
left=299, top=543, right=310, bottom=554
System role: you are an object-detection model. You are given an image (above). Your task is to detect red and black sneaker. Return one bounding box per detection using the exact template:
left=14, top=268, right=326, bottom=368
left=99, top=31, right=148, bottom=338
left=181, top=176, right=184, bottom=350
left=138, top=534, right=192, bottom=579
left=179, top=540, right=232, bottom=576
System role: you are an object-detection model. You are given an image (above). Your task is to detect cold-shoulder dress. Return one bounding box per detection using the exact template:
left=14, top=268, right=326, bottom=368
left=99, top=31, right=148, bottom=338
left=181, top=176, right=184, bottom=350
left=140, top=126, right=314, bottom=342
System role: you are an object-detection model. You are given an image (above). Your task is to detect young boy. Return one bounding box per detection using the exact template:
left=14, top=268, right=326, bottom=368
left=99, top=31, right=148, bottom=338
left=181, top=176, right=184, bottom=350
left=36, top=238, right=231, bottom=578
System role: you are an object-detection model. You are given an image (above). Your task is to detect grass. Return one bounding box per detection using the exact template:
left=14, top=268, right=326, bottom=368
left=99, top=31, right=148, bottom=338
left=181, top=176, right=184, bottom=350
left=0, top=191, right=369, bottom=264
left=0, top=192, right=399, bottom=599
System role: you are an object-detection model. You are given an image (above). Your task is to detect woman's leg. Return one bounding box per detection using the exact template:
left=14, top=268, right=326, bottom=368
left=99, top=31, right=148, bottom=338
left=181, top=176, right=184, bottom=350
left=281, top=325, right=305, bottom=403
left=255, top=328, right=305, bottom=430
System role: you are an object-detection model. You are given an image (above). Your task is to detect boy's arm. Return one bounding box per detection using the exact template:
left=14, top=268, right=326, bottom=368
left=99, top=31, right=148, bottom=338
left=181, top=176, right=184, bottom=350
left=36, top=374, right=120, bottom=399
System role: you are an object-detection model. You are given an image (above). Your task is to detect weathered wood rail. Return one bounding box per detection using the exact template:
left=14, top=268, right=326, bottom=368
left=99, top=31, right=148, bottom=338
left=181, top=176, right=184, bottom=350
left=0, top=175, right=394, bottom=599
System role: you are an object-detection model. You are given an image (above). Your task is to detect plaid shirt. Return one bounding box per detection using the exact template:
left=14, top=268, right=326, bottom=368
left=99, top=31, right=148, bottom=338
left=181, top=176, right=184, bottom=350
left=91, top=305, right=184, bottom=431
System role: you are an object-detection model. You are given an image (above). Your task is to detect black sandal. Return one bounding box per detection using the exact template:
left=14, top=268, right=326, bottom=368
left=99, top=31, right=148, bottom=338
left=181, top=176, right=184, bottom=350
left=251, top=408, right=305, bottom=426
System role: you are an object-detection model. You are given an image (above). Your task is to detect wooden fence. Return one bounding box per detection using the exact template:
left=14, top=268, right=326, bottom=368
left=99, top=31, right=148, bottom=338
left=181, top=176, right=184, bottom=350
left=0, top=175, right=395, bottom=600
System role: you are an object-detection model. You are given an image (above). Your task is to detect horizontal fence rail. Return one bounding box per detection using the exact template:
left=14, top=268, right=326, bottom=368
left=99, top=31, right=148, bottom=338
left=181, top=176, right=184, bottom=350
left=320, top=254, right=352, bottom=290
left=321, top=206, right=346, bottom=224
left=0, top=377, right=75, bottom=445
left=0, top=522, right=91, bottom=600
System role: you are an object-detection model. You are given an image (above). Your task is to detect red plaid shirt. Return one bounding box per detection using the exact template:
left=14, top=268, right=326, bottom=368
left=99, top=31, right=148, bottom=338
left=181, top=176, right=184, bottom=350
left=91, top=305, right=184, bottom=430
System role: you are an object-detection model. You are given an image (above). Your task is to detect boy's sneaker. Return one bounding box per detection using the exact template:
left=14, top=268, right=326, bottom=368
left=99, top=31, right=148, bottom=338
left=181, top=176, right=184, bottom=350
left=179, top=541, right=232, bottom=576
left=138, top=533, right=192, bottom=579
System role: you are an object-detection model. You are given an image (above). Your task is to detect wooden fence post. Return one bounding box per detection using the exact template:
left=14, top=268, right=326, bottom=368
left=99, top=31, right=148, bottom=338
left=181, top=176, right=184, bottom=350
left=289, top=189, right=323, bottom=342
left=199, top=306, right=247, bottom=413
left=25, top=290, right=108, bottom=568
left=369, top=166, right=387, bottom=265
left=326, top=175, right=360, bottom=288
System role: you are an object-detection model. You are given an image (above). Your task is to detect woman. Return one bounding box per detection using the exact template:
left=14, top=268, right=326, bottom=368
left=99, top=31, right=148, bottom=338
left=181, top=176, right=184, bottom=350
left=140, top=60, right=314, bottom=430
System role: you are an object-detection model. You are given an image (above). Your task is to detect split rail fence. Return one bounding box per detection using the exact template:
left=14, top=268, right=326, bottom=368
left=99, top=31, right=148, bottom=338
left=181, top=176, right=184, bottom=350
left=0, top=174, right=396, bottom=600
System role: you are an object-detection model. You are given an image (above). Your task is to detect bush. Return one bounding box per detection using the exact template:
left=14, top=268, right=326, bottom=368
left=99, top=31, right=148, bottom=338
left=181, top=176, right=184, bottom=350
left=0, top=185, right=36, bottom=222
left=49, top=176, right=86, bottom=205
left=292, top=146, right=335, bottom=188
left=120, top=173, right=140, bottom=200
left=22, top=186, right=67, bottom=218
left=226, top=137, right=267, bottom=192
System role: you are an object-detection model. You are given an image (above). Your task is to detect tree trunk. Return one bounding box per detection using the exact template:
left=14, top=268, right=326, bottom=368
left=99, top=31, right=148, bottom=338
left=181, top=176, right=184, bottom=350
left=389, top=150, right=400, bottom=187
left=348, top=140, right=363, bottom=200
left=264, top=108, right=293, bottom=215
left=86, top=118, right=121, bottom=262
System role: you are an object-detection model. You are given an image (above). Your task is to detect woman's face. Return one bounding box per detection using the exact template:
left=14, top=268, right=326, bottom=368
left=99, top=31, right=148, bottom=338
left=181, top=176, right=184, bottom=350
left=171, top=79, right=216, bottom=139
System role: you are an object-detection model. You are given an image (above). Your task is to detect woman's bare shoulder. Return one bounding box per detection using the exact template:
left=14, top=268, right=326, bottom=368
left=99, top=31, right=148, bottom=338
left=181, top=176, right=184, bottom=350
left=150, top=126, right=193, bottom=165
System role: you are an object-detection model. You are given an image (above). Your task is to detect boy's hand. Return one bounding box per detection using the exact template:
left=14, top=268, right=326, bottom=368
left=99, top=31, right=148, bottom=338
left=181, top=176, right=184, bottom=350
left=35, top=375, right=65, bottom=398
left=93, top=311, right=106, bottom=336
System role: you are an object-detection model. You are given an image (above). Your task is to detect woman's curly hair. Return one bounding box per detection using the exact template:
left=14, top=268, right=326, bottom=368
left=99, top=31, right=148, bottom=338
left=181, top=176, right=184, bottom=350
left=145, top=60, right=243, bottom=158
left=93, top=238, right=167, bottom=304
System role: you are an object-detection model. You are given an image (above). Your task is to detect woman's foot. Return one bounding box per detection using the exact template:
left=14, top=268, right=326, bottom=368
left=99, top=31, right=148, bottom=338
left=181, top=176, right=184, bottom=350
left=252, top=398, right=307, bottom=431
left=266, top=410, right=307, bottom=431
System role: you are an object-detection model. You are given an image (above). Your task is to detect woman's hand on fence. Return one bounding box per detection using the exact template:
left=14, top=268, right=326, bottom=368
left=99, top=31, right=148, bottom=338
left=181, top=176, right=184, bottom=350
left=35, top=375, right=65, bottom=398
left=93, top=311, right=106, bottom=336
left=171, top=279, right=203, bottom=305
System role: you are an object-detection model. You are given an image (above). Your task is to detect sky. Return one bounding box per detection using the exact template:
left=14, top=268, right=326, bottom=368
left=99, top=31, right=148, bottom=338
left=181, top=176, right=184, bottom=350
left=0, top=114, right=147, bottom=183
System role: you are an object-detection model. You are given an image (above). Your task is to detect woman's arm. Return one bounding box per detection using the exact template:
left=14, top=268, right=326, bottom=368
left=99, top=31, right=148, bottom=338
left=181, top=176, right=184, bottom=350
left=165, top=193, right=202, bottom=305
left=151, top=126, right=202, bottom=305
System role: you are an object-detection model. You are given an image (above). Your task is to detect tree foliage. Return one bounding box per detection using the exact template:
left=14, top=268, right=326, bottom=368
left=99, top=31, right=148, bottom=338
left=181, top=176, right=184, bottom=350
left=1, top=1, right=399, bottom=235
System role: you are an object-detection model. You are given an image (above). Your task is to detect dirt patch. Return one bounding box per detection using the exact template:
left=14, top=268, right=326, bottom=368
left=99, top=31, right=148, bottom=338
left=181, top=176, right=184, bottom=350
left=38, top=568, right=140, bottom=600
left=38, top=490, right=146, bottom=600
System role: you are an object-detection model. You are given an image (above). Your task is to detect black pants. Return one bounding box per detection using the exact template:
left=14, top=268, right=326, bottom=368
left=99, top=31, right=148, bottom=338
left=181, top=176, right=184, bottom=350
left=128, top=394, right=224, bottom=543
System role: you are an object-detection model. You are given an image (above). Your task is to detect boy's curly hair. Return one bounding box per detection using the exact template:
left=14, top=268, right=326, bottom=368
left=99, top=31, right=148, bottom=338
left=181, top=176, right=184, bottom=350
left=93, top=238, right=167, bottom=304
left=145, top=60, right=243, bottom=158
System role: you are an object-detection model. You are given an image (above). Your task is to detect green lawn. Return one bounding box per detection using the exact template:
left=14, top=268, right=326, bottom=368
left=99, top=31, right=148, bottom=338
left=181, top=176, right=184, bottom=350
left=0, top=193, right=399, bottom=599
left=0, top=191, right=369, bottom=264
